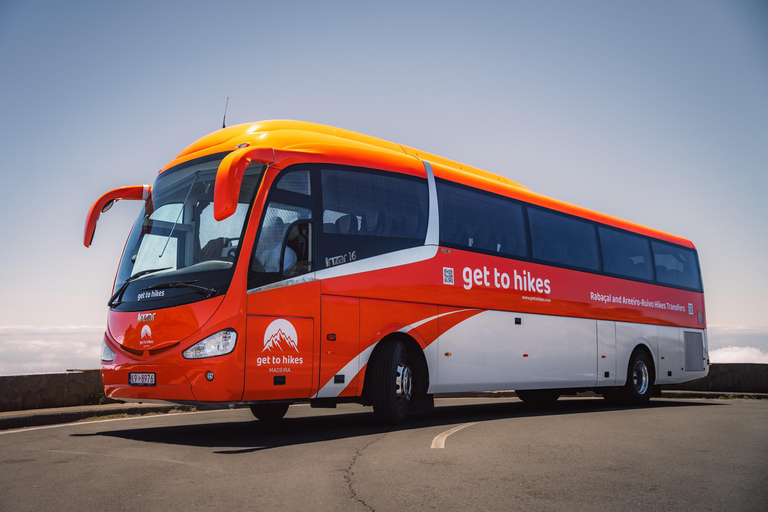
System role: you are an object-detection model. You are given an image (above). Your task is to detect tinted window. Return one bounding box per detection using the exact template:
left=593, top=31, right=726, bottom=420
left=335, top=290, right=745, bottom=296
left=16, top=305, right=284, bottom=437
left=528, top=208, right=599, bottom=271
left=436, top=180, right=528, bottom=258
left=320, top=168, right=428, bottom=268
left=250, top=170, right=313, bottom=287
left=599, top=226, right=653, bottom=281
left=652, top=241, right=701, bottom=291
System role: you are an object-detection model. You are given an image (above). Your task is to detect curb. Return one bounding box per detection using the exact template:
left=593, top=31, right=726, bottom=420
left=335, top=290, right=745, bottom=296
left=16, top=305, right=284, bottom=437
left=0, top=404, right=196, bottom=431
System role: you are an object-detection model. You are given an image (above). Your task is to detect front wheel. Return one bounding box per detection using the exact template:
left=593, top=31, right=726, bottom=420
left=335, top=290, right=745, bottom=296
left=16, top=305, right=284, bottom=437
left=371, top=340, right=412, bottom=425
left=249, top=403, right=289, bottom=423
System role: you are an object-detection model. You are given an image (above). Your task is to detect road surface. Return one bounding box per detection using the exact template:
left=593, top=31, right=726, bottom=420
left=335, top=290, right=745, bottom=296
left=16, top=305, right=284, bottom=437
left=1, top=397, right=766, bottom=511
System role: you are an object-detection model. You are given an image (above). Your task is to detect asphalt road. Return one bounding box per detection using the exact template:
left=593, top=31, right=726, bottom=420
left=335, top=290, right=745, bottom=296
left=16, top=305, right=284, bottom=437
left=1, top=397, right=766, bottom=512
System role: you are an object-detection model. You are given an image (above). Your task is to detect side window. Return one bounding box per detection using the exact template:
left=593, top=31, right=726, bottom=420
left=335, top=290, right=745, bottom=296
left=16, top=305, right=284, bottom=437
left=528, top=207, right=600, bottom=271
left=249, top=170, right=313, bottom=288
left=436, top=180, right=528, bottom=258
left=652, top=241, right=701, bottom=291
left=319, top=167, right=428, bottom=268
left=598, top=226, right=653, bottom=281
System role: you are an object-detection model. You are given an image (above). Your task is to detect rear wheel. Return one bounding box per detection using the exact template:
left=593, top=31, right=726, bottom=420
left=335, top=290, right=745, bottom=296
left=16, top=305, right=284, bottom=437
left=249, top=403, right=289, bottom=422
left=624, top=351, right=654, bottom=404
left=603, top=350, right=654, bottom=405
left=371, top=340, right=412, bottom=424
left=516, top=389, right=560, bottom=407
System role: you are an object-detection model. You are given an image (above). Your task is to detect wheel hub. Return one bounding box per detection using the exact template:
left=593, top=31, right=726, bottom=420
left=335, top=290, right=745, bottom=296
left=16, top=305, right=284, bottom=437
left=395, top=361, right=412, bottom=403
left=632, top=360, right=649, bottom=395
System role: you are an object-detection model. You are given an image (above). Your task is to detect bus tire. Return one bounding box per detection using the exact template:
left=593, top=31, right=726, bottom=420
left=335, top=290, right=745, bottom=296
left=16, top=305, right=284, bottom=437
left=516, top=389, right=560, bottom=407
left=250, top=403, right=289, bottom=422
left=617, top=350, right=654, bottom=405
left=371, top=340, right=412, bottom=425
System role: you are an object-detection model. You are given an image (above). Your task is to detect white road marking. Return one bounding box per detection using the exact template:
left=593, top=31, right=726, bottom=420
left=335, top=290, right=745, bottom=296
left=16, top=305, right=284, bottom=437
left=431, top=422, right=479, bottom=449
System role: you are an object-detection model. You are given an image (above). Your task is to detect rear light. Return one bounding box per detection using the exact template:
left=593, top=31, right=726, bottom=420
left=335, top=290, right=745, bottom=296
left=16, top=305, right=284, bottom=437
left=101, top=339, right=117, bottom=361
left=183, top=329, right=237, bottom=359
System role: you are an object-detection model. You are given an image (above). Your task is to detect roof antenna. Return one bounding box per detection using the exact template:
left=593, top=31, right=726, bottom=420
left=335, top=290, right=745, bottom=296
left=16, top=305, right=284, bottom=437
left=222, top=97, right=230, bottom=129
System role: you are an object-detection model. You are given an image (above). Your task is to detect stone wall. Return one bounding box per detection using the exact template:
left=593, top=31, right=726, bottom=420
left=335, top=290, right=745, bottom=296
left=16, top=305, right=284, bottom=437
left=0, top=370, right=106, bottom=412
left=665, top=363, right=768, bottom=393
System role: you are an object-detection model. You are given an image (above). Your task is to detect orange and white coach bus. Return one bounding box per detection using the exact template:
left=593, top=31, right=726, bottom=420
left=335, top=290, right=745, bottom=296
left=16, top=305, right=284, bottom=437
left=84, top=120, right=708, bottom=424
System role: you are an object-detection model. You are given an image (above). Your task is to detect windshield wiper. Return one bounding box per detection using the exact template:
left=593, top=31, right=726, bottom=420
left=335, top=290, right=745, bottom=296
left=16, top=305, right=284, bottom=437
left=140, top=280, right=218, bottom=298
left=159, top=171, right=199, bottom=258
left=108, top=267, right=172, bottom=307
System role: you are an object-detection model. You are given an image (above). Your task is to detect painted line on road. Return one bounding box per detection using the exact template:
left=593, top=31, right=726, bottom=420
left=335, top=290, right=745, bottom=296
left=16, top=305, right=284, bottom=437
left=431, top=422, right=479, bottom=449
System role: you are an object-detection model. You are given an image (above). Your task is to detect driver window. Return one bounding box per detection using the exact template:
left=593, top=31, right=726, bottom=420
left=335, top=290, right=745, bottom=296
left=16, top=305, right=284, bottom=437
left=249, top=170, right=314, bottom=289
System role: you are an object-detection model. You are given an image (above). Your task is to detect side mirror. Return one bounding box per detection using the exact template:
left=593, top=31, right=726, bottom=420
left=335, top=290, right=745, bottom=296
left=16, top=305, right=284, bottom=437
left=84, top=185, right=150, bottom=247
left=214, top=146, right=274, bottom=221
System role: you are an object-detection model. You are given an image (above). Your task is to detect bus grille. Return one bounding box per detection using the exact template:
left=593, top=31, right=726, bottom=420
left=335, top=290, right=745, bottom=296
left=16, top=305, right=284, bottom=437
left=684, top=331, right=704, bottom=371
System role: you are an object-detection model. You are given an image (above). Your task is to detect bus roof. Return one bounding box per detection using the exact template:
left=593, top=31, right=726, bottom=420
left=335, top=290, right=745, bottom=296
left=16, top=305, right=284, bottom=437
left=170, top=120, right=528, bottom=189
left=164, top=120, right=694, bottom=248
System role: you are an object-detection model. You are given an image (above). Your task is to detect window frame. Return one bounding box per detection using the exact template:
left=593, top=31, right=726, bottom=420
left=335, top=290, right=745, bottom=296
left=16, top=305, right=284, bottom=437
left=433, top=177, right=702, bottom=293
left=316, top=164, right=430, bottom=269
left=597, top=224, right=656, bottom=284
left=650, top=240, right=704, bottom=292
left=526, top=204, right=603, bottom=274
left=435, top=178, right=530, bottom=260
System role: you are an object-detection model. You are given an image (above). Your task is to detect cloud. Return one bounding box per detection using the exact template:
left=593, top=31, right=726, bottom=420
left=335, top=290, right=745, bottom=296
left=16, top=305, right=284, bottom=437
left=709, top=346, right=768, bottom=364
left=707, top=325, right=768, bottom=352
left=0, top=326, right=103, bottom=375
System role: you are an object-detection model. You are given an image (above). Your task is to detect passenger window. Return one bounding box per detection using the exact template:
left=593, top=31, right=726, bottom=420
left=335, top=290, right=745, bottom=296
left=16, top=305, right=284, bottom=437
left=528, top=208, right=600, bottom=271
left=319, top=167, right=428, bottom=268
left=598, top=227, right=653, bottom=281
left=436, top=180, right=528, bottom=258
left=652, top=241, right=701, bottom=291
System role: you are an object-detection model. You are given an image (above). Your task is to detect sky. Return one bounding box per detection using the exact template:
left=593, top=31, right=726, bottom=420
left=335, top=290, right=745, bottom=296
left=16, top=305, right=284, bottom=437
left=0, top=1, right=767, bottom=373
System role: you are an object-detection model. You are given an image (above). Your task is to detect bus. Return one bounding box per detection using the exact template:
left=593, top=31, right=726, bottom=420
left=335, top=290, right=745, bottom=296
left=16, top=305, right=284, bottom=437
left=85, top=120, right=708, bottom=424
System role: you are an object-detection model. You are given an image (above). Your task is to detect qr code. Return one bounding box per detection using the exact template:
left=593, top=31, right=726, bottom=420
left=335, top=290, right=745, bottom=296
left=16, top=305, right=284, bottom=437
left=443, top=267, right=454, bottom=285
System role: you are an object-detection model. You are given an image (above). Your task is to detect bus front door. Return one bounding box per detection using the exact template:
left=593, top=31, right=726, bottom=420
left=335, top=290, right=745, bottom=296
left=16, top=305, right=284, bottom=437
left=243, top=282, right=321, bottom=401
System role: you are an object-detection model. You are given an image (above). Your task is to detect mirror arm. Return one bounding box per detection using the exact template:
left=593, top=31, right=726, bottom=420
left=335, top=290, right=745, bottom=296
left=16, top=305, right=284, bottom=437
left=83, top=185, right=151, bottom=248
left=214, top=147, right=274, bottom=221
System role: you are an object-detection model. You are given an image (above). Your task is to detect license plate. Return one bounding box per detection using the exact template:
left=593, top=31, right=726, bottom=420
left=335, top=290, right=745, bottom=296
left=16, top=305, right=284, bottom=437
left=129, top=373, right=156, bottom=386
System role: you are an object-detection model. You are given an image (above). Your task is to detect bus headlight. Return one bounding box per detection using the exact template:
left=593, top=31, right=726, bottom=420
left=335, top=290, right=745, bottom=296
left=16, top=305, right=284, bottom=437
left=183, top=329, right=237, bottom=359
left=101, top=339, right=117, bottom=361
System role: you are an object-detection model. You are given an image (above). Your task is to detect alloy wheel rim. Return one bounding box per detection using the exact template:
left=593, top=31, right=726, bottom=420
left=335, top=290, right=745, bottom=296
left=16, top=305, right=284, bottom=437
left=395, top=361, right=412, bottom=404
left=633, top=360, right=649, bottom=395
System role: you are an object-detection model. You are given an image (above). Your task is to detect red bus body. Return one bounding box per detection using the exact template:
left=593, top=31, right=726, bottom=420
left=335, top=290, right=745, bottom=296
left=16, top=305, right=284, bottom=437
left=86, top=120, right=707, bottom=422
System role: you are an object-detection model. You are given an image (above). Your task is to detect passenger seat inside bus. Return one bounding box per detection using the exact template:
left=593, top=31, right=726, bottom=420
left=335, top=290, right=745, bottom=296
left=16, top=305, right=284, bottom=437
left=335, top=214, right=359, bottom=235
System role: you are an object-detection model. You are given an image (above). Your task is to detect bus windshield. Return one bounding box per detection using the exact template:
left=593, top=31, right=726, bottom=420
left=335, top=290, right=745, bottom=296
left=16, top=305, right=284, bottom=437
left=111, top=153, right=264, bottom=311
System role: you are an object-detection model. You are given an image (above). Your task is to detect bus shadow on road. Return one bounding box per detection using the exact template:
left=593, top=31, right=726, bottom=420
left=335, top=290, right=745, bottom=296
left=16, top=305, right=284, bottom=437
left=70, top=397, right=721, bottom=454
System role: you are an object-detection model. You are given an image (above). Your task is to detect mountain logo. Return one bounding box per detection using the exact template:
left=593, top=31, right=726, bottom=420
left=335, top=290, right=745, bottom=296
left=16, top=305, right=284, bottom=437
left=140, top=324, right=154, bottom=347
left=263, top=319, right=299, bottom=353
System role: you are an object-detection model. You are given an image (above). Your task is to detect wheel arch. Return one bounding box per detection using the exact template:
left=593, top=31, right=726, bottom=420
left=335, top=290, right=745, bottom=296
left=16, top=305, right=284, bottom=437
left=622, top=341, right=657, bottom=386
left=361, top=332, right=429, bottom=404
